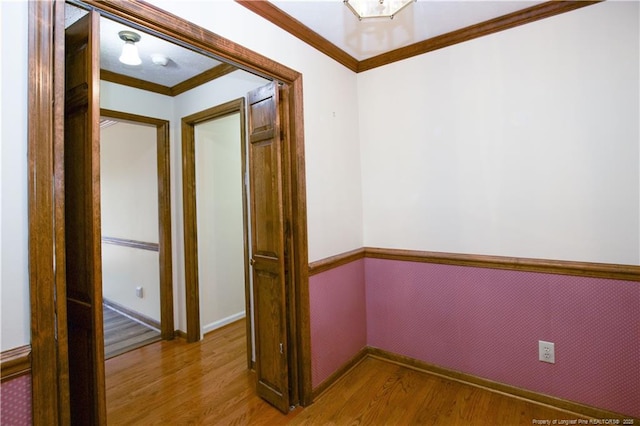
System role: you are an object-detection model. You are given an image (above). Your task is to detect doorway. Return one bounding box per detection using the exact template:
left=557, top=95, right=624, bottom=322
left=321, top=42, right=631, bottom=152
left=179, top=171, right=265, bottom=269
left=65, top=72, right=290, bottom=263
left=182, top=98, right=253, bottom=370
left=28, top=1, right=311, bottom=423
left=99, top=109, right=174, bottom=357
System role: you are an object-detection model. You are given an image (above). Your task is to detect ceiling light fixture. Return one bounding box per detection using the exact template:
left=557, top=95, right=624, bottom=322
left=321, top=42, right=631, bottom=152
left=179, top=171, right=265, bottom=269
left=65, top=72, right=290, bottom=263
left=344, top=0, right=415, bottom=20
left=118, top=30, right=142, bottom=66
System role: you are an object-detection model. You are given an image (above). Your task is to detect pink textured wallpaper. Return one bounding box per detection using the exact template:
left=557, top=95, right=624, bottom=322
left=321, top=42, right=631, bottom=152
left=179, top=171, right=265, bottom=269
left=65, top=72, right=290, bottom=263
left=309, top=259, right=367, bottom=388
left=0, top=375, right=32, bottom=425
left=364, top=258, right=640, bottom=417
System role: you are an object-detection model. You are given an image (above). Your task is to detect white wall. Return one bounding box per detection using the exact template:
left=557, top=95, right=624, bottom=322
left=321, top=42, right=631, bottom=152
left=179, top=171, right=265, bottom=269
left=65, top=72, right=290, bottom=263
left=101, top=72, right=266, bottom=332
left=147, top=0, right=364, bottom=263
left=359, top=1, right=640, bottom=265
left=1, top=0, right=29, bottom=351
left=6, top=0, right=635, bottom=354
left=195, top=113, right=246, bottom=332
left=173, top=71, right=266, bottom=332
left=101, top=80, right=174, bottom=120
left=101, top=122, right=159, bottom=242
left=101, top=121, right=160, bottom=321
left=0, top=0, right=362, bottom=351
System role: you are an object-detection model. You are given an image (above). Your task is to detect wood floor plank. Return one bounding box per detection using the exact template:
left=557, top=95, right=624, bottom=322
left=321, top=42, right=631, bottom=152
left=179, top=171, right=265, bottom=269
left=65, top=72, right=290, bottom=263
left=106, top=320, right=596, bottom=425
left=103, top=305, right=161, bottom=359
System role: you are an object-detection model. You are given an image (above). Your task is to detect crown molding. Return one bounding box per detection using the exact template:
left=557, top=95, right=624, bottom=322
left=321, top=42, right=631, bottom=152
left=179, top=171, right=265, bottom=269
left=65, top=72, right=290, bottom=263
left=236, top=1, right=602, bottom=73
left=236, top=0, right=359, bottom=72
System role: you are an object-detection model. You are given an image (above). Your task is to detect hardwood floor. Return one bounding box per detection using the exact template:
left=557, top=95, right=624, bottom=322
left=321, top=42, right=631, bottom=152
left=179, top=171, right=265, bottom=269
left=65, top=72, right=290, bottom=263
left=103, top=305, right=160, bottom=359
left=292, top=357, right=588, bottom=425
left=105, top=319, right=590, bottom=425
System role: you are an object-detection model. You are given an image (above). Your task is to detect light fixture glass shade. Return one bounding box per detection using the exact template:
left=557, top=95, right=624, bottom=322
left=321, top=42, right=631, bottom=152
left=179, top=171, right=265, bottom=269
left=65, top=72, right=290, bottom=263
left=119, top=41, right=142, bottom=66
left=345, top=0, right=415, bottom=20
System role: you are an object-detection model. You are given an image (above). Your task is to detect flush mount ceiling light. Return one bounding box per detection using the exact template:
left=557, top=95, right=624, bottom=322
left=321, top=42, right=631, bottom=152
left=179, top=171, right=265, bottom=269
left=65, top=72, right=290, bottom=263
left=118, top=30, right=142, bottom=66
left=344, top=0, right=416, bottom=20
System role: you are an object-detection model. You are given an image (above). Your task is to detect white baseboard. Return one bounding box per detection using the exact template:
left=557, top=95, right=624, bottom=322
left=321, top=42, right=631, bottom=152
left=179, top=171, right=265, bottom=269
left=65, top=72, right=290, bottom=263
left=202, top=311, right=246, bottom=335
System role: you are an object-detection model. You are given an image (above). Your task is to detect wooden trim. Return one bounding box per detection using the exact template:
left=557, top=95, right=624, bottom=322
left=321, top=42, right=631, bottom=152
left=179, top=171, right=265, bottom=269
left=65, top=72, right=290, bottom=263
left=235, top=0, right=359, bottom=72
left=170, top=63, right=238, bottom=96
left=181, top=110, right=203, bottom=343
left=312, top=347, right=369, bottom=399
left=288, top=76, right=312, bottom=406
left=53, top=1, right=71, bottom=423
left=103, top=298, right=161, bottom=331
left=28, top=1, right=64, bottom=424
left=236, top=0, right=600, bottom=73
left=155, top=118, right=175, bottom=341
left=308, top=247, right=365, bottom=276
left=35, top=0, right=312, bottom=418
left=181, top=98, right=247, bottom=348
left=174, top=330, right=188, bottom=340
left=358, top=1, right=600, bottom=72
left=365, top=247, right=640, bottom=282
left=308, top=247, right=639, bottom=281
left=238, top=97, right=252, bottom=371
left=100, top=108, right=175, bottom=340
left=101, top=236, right=159, bottom=252
left=367, top=347, right=639, bottom=421
left=101, top=69, right=173, bottom=96
left=82, top=0, right=300, bottom=83
left=101, top=63, right=238, bottom=97
left=1, top=346, right=32, bottom=382
left=279, top=83, right=299, bottom=405
left=100, top=108, right=168, bottom=126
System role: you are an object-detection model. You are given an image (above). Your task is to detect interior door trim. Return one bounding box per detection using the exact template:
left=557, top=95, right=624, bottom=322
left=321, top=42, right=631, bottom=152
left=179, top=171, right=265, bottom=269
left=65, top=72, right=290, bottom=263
left=181, top=99, right=253, bottom=371
left=28, top=2, right=68, bottom=424
left=100, top=109, right=174, bottom=341
left=28, top=1, right=311, bottom=422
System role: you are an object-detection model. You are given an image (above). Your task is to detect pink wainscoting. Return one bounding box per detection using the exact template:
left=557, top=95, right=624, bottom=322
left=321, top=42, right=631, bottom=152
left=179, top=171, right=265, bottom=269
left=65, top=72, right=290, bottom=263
left=0, top=374, right=32, bottom=425
left=309, top=259, right=367, bottom=388
left=364, top=258, right=640, bottom=417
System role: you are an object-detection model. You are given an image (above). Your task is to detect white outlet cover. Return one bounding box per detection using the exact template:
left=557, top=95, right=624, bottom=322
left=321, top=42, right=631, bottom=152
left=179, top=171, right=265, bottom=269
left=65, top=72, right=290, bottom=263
left=538, top=340, right=555, bottom=364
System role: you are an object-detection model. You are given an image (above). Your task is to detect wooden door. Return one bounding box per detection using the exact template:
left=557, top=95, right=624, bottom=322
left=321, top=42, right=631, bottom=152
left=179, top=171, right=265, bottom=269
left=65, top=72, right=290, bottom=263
left=65, top=11, right=107, bottom=425
left=247, top=82, right=290, bottom=413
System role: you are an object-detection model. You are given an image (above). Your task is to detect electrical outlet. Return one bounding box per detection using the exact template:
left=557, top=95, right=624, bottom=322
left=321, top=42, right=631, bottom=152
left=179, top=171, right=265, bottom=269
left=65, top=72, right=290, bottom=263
left=538, top=340, right=555, bottom=364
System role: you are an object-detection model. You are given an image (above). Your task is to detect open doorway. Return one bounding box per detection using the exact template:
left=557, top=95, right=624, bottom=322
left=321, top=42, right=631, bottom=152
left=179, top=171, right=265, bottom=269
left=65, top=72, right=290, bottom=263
left=99, top=110, right=174, bottom=358
left=29, top=1, right=311, bottom=423
left=182, top=99, right=254, bottom=370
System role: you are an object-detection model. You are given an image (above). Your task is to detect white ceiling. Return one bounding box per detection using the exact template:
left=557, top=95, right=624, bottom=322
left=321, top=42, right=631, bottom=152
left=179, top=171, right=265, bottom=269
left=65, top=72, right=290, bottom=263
left=66, top=3, right=224, bottom=88
left=100, top=18, right=224, bottom=88
left=67, top=1, right=549, bottom=87
left=270, top=0, right=544, bottom=61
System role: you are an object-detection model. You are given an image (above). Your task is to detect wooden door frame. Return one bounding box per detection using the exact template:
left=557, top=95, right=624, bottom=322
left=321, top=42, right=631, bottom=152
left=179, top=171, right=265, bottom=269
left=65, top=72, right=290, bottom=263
left=100, top=109, right=174, bottom=341
left=181, top=98, right=253, bottom=362
left=28, top=0, right=311, bottom=423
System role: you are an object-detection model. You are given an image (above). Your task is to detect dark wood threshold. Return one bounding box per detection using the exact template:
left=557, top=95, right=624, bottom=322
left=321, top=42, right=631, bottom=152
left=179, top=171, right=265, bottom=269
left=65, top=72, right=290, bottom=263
left=174, top=330, right=188, bottom=340
left=0, top=345, right=31, bottom=382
